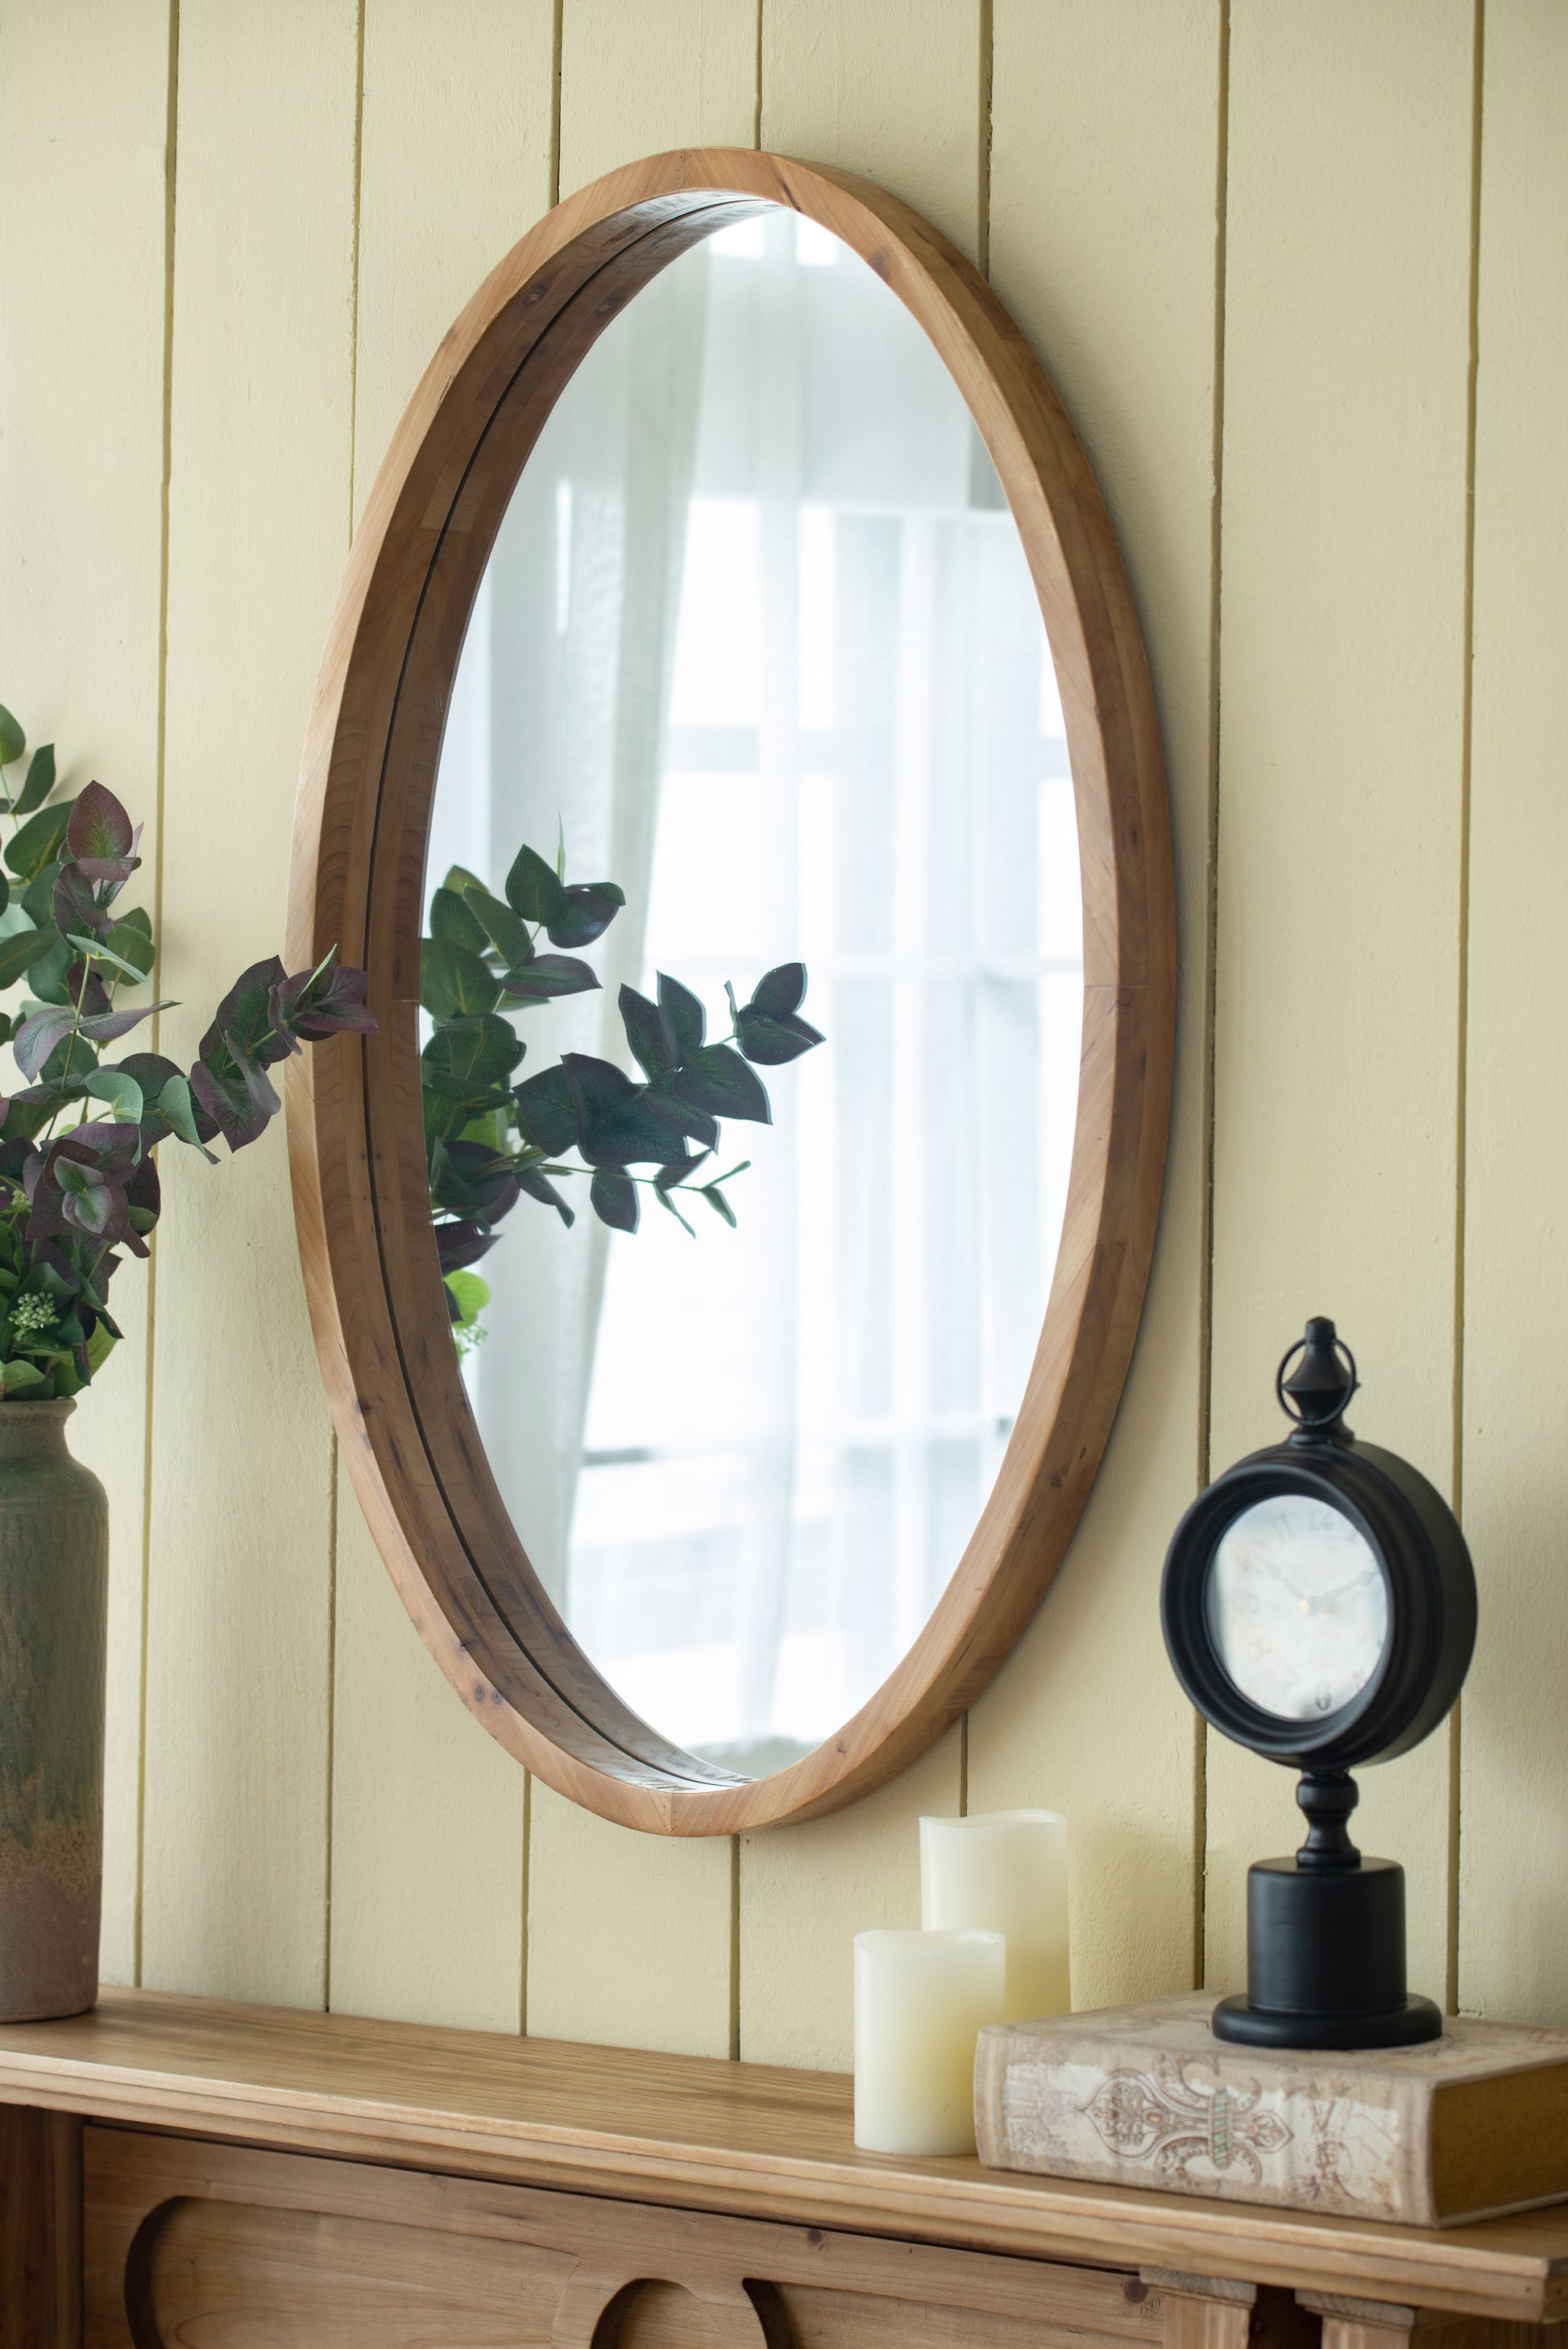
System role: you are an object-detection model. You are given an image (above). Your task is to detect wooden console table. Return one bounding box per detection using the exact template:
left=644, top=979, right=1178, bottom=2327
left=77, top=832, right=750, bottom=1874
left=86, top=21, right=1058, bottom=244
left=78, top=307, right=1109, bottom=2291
left=0, top=1991, right=1562, bottom=2348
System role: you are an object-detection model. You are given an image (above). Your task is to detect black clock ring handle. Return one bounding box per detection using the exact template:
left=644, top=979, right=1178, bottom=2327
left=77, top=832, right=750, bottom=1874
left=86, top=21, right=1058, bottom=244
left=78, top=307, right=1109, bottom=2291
left=1276, top=1326, right=1359, bottom=1430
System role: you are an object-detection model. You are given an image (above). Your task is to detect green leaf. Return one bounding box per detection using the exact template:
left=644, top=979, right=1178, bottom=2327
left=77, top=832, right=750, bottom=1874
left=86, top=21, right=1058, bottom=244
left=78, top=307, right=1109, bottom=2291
left=0, top=705, right=24, bottom=768
left=589, top=1167, right=639, bottom=1232
left=657, top=972, right=707, bottom=1062
left=0, top=874, right=9, bottom=920
left=156, top=1072, right=209, bottom=1152
left=668, top=1043, right=772, bottom=1125
left=462, top=884, right=535, bottom=970
left=516, top=1165, right=575, bottom=1226
left=442, top=1268, right=492, bottom=1329
left=618, top=984, right=677, bottom=1079
left=420, top=939, right=500, bottom=1021
left=421, top=1014, right=524, bottom=1098
left=21, top=859, right=61, bottom=928
left=103, top=915, right=156, bottom=979
left=0, top=926, right=57, bottom=991
left=85, top=1068, right=145, bottom=1122
left=500, top=953, right=599, bottom=1005
left=5, top=795, right=75, bottom=882
left=429, top=885, right=490, bottom=954
left=699, top=1183, right=737, bottom=1229
left=735, top=1004, right=824, bottom=1065
left=653, top=1182, right=695, bottom=1237
left=504, top=842, right=568, bottom=928
left=1, top=1357, right=45, bottom=1396
left=562, top=1052, right=688, bottom=1167
left=15, top=743, right=56, bottom=817
left=643, top=1077, right=718, bottom=1152
left=85, top=1319, right=118, bottom=1377
left=749, top=961, right=807, bottom=1019
left=68, top=932, right=147, bottom=982
left=39, top=1029, right=99, bottom=1085
left=514, top=1064, right=577, bottom=1156
left=23, top=933, right=75, bottom=1007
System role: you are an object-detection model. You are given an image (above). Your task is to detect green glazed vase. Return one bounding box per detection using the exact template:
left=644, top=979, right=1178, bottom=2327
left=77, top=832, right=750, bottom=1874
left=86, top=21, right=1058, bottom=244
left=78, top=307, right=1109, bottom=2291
left=0, top=1399, right=107, bottom=2020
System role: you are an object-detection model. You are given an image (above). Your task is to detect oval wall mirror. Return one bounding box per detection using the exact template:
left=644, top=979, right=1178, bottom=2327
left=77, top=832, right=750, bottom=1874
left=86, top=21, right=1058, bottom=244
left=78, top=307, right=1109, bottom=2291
left=288, top=151, right=1173, bottom=1834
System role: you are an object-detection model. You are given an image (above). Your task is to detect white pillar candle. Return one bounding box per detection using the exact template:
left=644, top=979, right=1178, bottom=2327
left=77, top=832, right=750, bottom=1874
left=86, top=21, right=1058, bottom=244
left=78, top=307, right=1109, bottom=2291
left=852, top=1928, right=1005, bottom=2156
left=919, top=1809, right=1070, bottom=2023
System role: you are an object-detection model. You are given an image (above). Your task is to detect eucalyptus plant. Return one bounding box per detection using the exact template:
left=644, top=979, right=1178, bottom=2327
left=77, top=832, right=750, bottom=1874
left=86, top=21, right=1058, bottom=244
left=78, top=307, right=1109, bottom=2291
left=421, top=838, right=823, bottom=1344
left=0, top=701, right=374, bottom=1400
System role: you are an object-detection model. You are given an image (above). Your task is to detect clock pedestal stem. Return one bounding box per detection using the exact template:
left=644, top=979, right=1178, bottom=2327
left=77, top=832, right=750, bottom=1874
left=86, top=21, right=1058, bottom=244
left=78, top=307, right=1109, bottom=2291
left=1210, top=1767, right=1443, bottom=2050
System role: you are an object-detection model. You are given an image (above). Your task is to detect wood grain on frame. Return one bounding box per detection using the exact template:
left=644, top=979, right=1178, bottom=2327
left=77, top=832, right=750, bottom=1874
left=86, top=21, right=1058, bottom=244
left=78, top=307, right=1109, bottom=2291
left=286, top=146, right=1175, bottom=1836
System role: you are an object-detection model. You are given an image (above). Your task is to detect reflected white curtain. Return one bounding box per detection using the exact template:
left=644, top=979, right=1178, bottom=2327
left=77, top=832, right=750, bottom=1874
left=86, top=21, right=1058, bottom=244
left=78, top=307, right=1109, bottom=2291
left=561, top=217, right=1082, bottom=1774
left=429, top=254, right=709, bottom=1607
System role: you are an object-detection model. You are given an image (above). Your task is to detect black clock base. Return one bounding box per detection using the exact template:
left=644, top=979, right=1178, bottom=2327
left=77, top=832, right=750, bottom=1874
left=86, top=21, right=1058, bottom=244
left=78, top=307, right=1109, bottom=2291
left=1222, top=1815, right=1445, bottom=2052
left=1211, top=1991, right=1442, bottom=2050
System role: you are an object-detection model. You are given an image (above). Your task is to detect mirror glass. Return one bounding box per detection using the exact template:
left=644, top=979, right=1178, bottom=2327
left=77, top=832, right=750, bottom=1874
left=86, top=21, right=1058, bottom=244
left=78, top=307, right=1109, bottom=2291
left=424, top=210, right=1082, bottom=1779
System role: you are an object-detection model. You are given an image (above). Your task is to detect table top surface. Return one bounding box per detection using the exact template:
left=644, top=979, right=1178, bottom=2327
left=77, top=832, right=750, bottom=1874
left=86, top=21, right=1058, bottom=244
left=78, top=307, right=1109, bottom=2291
left=0, top=1990, right=1563, bottom=2323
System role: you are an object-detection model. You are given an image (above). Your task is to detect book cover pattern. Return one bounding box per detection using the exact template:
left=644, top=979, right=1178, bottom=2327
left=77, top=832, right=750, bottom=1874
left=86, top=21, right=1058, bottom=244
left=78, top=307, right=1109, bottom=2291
left=977, top=1994, right=1568, bottom=2227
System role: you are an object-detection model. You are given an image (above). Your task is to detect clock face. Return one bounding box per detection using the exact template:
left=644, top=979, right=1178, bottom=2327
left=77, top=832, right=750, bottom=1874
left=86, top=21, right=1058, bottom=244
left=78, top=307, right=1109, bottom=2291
left=1205, top=1494, right=1389, bottom=1722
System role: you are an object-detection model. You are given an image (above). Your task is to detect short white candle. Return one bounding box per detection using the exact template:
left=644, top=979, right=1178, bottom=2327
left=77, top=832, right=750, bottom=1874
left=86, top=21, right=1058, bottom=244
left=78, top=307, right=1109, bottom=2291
left=919, top=1809, right=1070, bottom=2023
left=852, top=1928, right=1005, bottom=2156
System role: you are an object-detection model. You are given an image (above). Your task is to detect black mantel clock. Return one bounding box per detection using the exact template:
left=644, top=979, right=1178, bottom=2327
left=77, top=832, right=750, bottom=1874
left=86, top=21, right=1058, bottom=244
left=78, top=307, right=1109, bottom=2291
left=1161, top=1318, right=1477, bottom=2049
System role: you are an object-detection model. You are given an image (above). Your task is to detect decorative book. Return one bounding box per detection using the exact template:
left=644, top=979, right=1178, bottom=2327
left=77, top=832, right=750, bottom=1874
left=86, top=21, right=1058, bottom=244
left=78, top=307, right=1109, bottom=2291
left=974, top=1994, right=1568, bottom=2227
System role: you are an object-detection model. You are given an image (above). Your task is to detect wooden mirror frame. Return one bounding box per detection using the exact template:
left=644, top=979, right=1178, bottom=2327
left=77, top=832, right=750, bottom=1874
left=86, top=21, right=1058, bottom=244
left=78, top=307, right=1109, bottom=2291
left=286, top=149, right=1174, bottom=1836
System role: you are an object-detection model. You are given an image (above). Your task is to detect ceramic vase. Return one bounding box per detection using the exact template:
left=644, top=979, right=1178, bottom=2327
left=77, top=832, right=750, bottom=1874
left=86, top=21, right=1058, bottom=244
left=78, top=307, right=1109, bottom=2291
left=0, top=1398, right=107, bottom=2020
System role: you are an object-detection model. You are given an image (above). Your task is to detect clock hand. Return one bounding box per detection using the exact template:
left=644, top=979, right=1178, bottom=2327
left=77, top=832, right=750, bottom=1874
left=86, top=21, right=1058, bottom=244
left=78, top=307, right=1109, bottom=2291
left=1313, top=1572, right=1380, bottom=1606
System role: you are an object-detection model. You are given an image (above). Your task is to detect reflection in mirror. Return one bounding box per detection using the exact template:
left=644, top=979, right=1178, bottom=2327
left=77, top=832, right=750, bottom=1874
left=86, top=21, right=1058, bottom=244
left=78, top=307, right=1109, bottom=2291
left=425, top=209, right=1082, bottom=1780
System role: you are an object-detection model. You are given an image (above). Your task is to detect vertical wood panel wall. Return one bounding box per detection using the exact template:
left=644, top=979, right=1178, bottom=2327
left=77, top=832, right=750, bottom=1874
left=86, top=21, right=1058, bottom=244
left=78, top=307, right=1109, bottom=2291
left=1, top=0, right=1563, bottom=2063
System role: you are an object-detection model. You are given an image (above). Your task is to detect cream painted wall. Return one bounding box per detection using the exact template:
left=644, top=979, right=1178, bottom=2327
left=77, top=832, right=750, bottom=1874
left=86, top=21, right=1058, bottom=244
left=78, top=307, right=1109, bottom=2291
left=1, top=0, right=1562, bottom=2068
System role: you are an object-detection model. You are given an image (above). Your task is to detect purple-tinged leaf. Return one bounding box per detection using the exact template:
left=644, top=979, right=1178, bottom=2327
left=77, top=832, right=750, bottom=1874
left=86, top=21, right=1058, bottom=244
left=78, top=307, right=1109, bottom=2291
left=78, top=999, right=172, bottom=1047
left=56, top=1161, right=127, bottom=1245
left=189, top=1054, right=276, bottom=1152
left=589, top=1166, right=639, bottom=1233
left=547, top=881, right=625, bottom=950
left=66, top=780, right=134, bottom=866
left=12, top=1006, right=77, bottom=1080
left=199, top=956, right=288, bottom=1072
left=433, top=1218, right=498, bottom=1274
left=64, top=960, right=113, bottom=1020
left=270, top=956, right=376, bottom=1041
left=53, top=862, right=110, bottom=938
